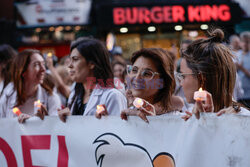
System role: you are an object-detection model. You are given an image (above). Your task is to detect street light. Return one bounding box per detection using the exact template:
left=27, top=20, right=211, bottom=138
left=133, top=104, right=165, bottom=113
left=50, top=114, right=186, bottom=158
left=200, top=24, right=208, bottom=30
left=148, top=26, right=156, bottom=32
left=120, top=27, right=128, bottom=33
left=175, top=25, right=183, bottom=31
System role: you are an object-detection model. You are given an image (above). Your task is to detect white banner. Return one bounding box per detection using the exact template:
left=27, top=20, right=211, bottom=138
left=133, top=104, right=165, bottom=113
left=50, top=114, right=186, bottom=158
left=15, top=0, right=92, bottom=27
left=0, top=114, right=250, bottom=167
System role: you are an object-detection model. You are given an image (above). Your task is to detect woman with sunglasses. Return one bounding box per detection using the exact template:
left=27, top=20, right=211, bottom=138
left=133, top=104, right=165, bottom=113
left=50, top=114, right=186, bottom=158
left=58, top=37, right=127, bottom=122
left=178, top=29, right=249, bottom=120
left=0, top=49, right=61, bottom=122
left=121, top=48, right=184, bottom=122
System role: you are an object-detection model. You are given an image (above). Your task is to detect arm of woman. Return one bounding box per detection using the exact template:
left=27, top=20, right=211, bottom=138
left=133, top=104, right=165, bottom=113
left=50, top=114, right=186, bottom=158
left=236, top=63, right=250, bottom=77
left=46, top=56, right=71, bottom=98
left=182, top=91, right=214, bottom=120
left=217, top=104, right=250, bottom=116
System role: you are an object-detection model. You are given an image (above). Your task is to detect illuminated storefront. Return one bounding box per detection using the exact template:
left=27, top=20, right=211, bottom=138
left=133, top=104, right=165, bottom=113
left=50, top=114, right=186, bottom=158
left=94, top=1, right=243, bottom=59
left=13, top=0, right=245, bottom=59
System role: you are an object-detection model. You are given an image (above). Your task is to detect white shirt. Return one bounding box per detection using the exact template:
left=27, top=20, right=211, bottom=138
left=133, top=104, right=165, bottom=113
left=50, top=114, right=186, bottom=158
left=238, top=107, right=250, bottom=116
left=0, top=80, right=3, bottom=94
left=68, top=84, right=127, bottom=116
left=0, top=83, right=61, bottom=118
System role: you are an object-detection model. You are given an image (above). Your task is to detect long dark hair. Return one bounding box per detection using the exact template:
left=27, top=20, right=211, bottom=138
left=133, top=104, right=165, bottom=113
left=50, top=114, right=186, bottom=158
left=68, top=37, right=114, bottom=108
left=181, top=29, right=236, bottom=112
left=0, top=44, right=17, bottom=97
left=131, top=48, right=176, bottom=111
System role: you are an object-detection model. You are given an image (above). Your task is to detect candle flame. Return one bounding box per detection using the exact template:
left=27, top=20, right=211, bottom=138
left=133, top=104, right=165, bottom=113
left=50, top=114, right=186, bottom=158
left=97, top=105, right=102, bottom=110
left=96, top=105, right=105, bottom=113
left=13, top=107, right=22, bottom=116
left=34, top=100, right=42, bottom=107
left=13, top=107, right=20, bottom=114
left=194, top=87, right=207, bottom=101
left=133, top=98, right=144, bottom=108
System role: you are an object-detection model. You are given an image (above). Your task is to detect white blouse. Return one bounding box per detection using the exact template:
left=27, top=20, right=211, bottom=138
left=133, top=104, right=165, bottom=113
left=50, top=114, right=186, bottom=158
left=68, top=84, right=127, bottom=116
left=0, top=83, right=61, bottom=118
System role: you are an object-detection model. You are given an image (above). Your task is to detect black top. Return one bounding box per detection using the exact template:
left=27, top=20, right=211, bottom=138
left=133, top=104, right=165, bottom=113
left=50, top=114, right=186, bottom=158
left=72, top=86, right=87, bottom=115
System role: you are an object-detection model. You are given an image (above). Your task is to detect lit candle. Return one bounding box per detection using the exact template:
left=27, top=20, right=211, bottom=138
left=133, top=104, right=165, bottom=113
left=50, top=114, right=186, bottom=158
left=194, top=88, right=207, bottom=101
left=133, top=98, right=144, bottom=108
left=47, top=52, right=52, bottom=57
left=34, top=100, right=42, bottom=113
left=96, top=104, right=105, bottom=114
left=13, top=107, right=22, bottom=116
left=133, top=98, right=156, bottom=116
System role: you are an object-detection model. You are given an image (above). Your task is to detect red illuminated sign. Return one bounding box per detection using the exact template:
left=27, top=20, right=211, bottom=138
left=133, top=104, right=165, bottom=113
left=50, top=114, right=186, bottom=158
left=188, top=5, right=231, bottom=22
left=113, top=4, right=231, bottom=25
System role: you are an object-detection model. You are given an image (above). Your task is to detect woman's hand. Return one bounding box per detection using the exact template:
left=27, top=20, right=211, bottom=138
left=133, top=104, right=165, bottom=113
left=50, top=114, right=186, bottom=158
left=192, top=91, right=214, bottom=119
left=95, top=105, right=108, bottom=119
left=216, top=106, right=238, bottom=116
left=18, top=113, right=31, bottom=123
left=120, top=108, right=149, bottom=123
left=46, top=55, right=54, bottom=69
left=125, top=89, right=134, bottom=107
left=236, top=62, right=244, bottom=71
left=58, top=107, right=71, bottom=123
left=35, top=104, right=48, bottom=120
left=236, top=62, right=250, bottom=77
left=181, top=111, right=192, bottom=121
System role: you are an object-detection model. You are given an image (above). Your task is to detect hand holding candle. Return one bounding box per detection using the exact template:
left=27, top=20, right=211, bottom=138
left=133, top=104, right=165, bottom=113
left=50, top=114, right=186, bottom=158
left=12, top=108, right=31, bottom=123
left=133, top=97, right=156, bottom=116
left=13, top=107, right=22, bottom=116
left=133, top=98, right=144, bottom=108
left=192, top=88, right=214, bottom=120
left=96, top=104, right=108, bottom=119
left=34, top=100, right=42, bottom=114
left=194, top=88, right=207, bottom=101
left=96, top=105, right=105, bottom=114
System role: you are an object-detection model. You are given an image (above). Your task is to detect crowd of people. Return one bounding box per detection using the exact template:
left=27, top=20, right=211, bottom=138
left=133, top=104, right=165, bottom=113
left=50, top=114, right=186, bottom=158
left=0, top=28, right=250, bottom=123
